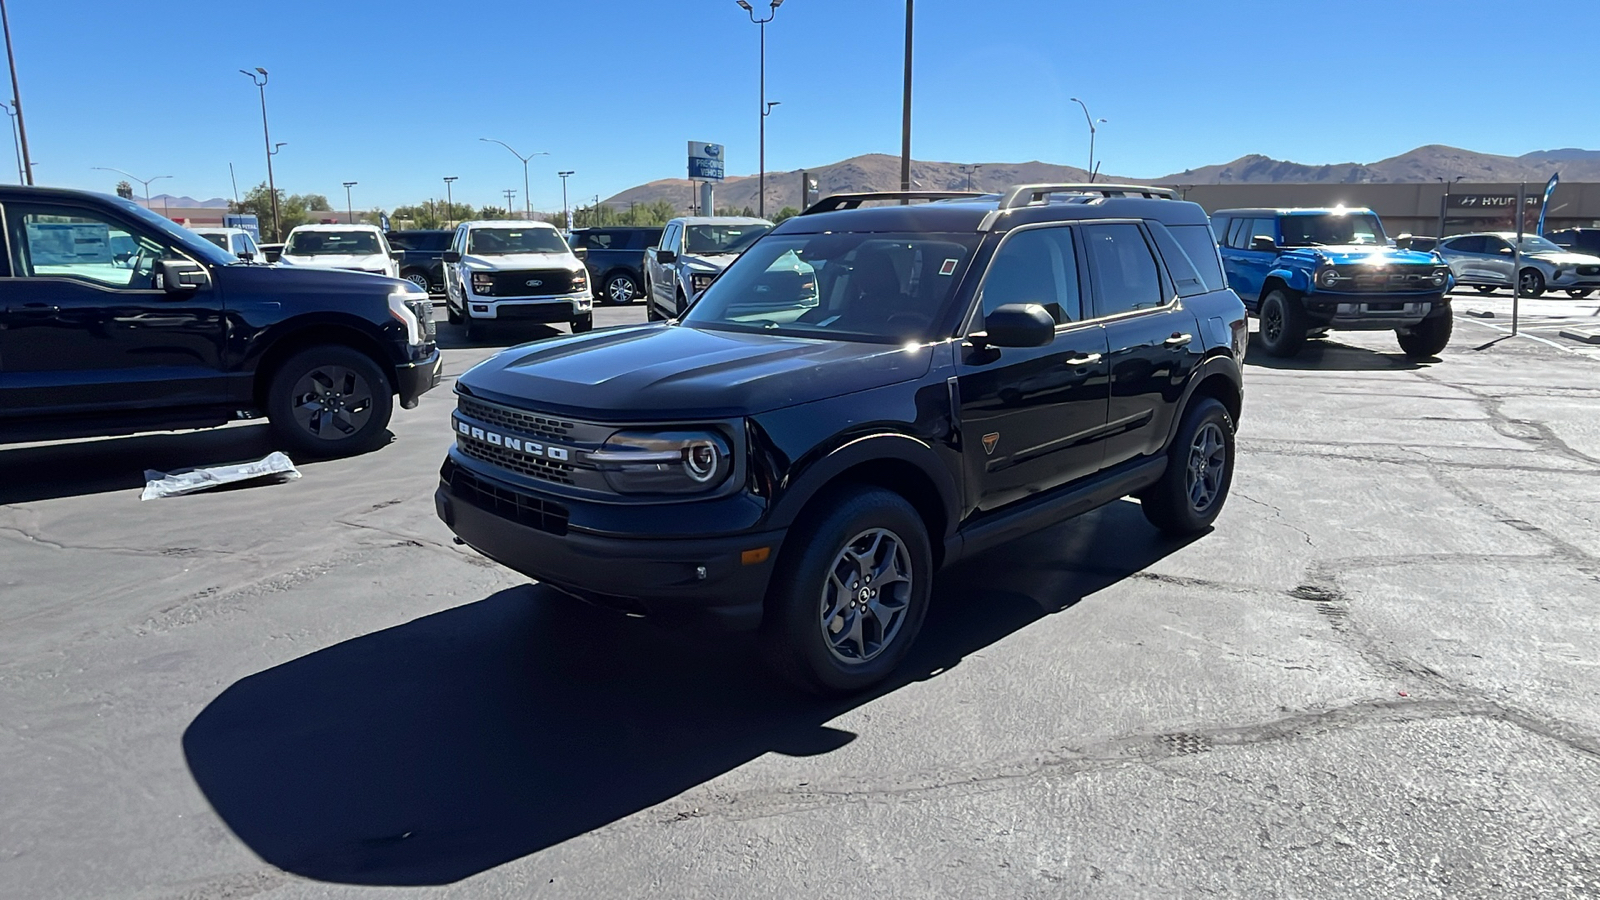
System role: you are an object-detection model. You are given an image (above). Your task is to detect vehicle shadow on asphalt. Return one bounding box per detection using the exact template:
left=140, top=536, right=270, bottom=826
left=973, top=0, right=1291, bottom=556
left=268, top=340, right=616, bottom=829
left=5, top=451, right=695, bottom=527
left=433, top=321, right=564, bottom=351
left=181, top=499, right=1198, bottom=887
left=1244, top=336, right=1435, bottom=372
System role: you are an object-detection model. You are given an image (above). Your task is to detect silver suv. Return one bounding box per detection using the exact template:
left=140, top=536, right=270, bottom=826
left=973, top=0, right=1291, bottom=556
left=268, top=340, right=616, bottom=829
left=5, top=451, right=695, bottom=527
left=442, top=220, right=594, bottom=339
left=643, top=216, right=772, bottom=320
left=1436, top=232, right=1600, bottom=299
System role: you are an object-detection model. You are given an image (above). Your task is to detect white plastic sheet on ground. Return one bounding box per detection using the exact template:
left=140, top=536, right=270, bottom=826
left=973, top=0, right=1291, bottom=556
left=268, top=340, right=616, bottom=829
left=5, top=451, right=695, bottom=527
left=140, top=451, right=302, bottom=500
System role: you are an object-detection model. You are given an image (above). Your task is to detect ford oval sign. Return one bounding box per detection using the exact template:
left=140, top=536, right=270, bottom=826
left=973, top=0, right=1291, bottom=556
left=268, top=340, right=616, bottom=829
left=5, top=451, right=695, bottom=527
left=688, top=141, right=725, bottom=183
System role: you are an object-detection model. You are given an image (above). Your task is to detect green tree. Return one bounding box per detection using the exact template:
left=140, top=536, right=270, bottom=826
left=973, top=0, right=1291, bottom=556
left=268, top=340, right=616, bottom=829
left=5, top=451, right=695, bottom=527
left=115, top=181, right=134, bottom=201
left=772, top=206, right=800, bottom=224
left=230, top=183, right=337, bottom=240
left=477, top=205, right=509, bottom=221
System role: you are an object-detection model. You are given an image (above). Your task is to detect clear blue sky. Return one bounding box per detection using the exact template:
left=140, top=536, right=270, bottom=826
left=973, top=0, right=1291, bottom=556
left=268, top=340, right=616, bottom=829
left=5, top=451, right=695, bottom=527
left=12, top=0, right=1598, bottom=212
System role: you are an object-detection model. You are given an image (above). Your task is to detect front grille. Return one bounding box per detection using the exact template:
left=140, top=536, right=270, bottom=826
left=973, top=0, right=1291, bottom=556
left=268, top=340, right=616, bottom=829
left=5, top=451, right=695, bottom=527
left=450, top=468, right=569, bottom=535
left=1333, top=266, right=1437, bottom=291
left=458, top=434, right=577, bottom=486
left=1578, top=265, right=1600, bottom=276
left=457, top=396, right=573, bottom=442
left=490, top=269, right=576, bottom=296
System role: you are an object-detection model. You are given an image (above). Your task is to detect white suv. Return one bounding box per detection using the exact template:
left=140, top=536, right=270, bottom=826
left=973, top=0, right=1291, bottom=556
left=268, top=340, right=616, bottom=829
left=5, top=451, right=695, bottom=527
left=643, top=216, right=772, bottom=321
left=442, top=220, right=593, bottom=338
left=278, top=224, right=400, bottom=278
left=190, top=226, right=266, bottom=263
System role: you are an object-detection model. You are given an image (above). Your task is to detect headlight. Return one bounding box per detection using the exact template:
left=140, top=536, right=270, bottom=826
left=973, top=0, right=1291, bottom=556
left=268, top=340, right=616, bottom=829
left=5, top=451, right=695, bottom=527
left=591, top=430, right=732, bottom=494
left=471, top=272, right=495, bottom=296
left=1431, top=267, right=1450, bottom=287
left=1316, top=266, right=1340, bottom=289
left=387, top=290, right=423, bottom=346
left=572, top=270, right=588, bottom=292
left=690, top=272, right=716, bottom=294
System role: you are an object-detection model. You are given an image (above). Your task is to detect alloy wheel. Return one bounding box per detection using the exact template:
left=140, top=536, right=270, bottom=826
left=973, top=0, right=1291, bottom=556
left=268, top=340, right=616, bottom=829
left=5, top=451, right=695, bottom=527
left=818, top=528, right=914, bottom=665
left=607, top=276, right=637, bottom=304
left=403, top=273, right=430, bottom=293
left=290, top=365, right=374, bottom=441
left=1186, top=422, right=1227, bottom=513
left=1262, top=303, right=1283, bottom=343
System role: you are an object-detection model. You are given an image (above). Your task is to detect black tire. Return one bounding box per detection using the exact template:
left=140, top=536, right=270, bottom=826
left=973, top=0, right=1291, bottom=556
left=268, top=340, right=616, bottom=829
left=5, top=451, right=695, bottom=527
left=401, top=271, right=431, bottom=294
left=760, top=487, right=933, bottom=694
left=1519, top=268, right=1546, bottom=298
left=1473, top=285, right=1496, bottom=294
left=1397, top=314, right=1453, bottom=358
left=1257, top=288, right=1307, bottom=358
left=1566, top=289, right=1592, bottom=299
left=1140, top=397, right=1235, bottom=537
left=603, top=272, right=640, bottom=305
left=570, top=314, right=593, bottom=334
left=446, top=300, right=462, bottom=325
left=266, top=345, right=393, bottom=458
left=463, top=307, right=483, bottom=342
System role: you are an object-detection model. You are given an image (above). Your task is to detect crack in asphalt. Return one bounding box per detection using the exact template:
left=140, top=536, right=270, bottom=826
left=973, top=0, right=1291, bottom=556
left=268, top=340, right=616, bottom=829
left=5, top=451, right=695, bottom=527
left=0, top=523, right=237, bottom=558
left=1234, top=492, right=1315, bottom=547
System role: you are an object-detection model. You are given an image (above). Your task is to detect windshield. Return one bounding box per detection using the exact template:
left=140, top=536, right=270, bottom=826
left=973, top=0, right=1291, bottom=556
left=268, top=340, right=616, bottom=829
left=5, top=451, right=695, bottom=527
left=1279, top=214, right=1388, bottom=247
left=198, top=233, right=230, bottom=250
left=684, top=223, right=772, bottom=255
left=682, top=231, right=980, bottom=344
left=285, top=230, right=382, bottom=256
left=467, top=227, right=569, bottom=255
left=1518, top=236, right=1565, bottom=254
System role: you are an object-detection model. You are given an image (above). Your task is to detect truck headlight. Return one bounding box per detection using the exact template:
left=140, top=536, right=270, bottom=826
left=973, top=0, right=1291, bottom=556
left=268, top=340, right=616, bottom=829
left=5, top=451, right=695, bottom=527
left=1316, top=266, right=1340, bottom=289
left=690, top=272, right=716, bottom=294
left=591, top=430, right=732, bottom=494
left=387, top=290, right=424, bottom=346
left=1431, top=267, right=1450, bottom=287
left=471, top=272, right=495, bottom=296
left=572, top=271, right=588, bottom=293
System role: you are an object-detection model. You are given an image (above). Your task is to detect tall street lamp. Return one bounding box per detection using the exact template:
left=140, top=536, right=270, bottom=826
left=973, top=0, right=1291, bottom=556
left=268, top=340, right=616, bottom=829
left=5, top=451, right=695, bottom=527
left=342, top=181, right=358, bottom=224
left=558, top=171, right=574, bottom=231
left=1069, top=97, right=1106, bottom=182
left=92, top=167, right=171, bottom=212
left=1436, top=175, right=1464, bottom=239
left=240, top=67, right=280, bottom=240
left=1, top=0, right=32, bottom=184
left=480, top=138, right=547, bottom=220
left=443, top=176, right=458, bottom=227
left=901, top=0, right=913, bottom=196
left=958, top=164, right=982, bottom=191
left=737, top=0, right=783, bottom=218
left=0, top=100, right=22, bottom=183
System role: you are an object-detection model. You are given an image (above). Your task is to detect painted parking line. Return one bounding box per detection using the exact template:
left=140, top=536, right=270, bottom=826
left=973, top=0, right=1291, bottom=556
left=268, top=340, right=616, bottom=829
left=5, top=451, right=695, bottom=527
left=1454, top=315, right=1591, bottom=355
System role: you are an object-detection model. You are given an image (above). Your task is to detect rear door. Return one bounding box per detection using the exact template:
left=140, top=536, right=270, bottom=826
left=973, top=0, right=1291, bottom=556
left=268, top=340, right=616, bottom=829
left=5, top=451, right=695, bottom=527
left=956, top=224, right=1111, bottom=512
left=0, top=200, right=227, bottom=416
left=1228, top=216, right=1278, bottom=304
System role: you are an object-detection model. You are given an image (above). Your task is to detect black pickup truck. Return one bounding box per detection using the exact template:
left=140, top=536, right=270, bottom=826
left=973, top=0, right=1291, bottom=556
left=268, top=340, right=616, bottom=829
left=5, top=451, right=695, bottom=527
left=567, top=226, right=662, bottom=304
left=0, top=186, right=442, bottom=457
left=437, top=184, right=1246, bottom=693
left=387, top=229, right=453, bottom=295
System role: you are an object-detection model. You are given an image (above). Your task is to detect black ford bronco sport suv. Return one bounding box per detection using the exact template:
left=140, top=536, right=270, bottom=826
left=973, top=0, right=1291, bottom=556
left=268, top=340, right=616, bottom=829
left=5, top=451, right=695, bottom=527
left=0, top=187, right=441, bottom=457
left=436, top=184, right=1247, bottom=693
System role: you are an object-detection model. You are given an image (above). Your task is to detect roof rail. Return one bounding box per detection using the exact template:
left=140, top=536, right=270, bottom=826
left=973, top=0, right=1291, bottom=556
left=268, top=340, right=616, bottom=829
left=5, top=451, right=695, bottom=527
left=998, top=183, right=1178, bottom=209
left=800, top=191, right=986, bottom=215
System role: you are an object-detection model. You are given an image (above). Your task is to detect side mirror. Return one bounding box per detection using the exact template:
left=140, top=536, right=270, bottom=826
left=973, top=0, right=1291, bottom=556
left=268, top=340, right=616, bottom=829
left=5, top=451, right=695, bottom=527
left=657, top=249, right=678, bottom=265
left=1498, top=247, right=1513, bottom=255
left=156, top=259, right=209, bottom=293
left=1250, top=235, right=1277, bottom=253
left=571, top=246, right=587, bottom=261
left=389, top=250, right=405, bottom=261
left=974, top=303, right=1055, bottom=348
left=237, top=251, right=255, bottom=262
left=441, top=250, right=462, bottom=263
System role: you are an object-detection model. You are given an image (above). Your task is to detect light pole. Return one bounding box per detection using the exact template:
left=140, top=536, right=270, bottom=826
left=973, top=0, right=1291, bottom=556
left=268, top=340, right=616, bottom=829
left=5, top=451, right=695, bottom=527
left=558, top=171, right=574, bottom=231
left=480, top=138, right=547, bottom=220
left=342, top=181, right=357, bottom=224
left=958, top=164, right=982, bottom=191
left=1069, top=97, right=1106, bottom=182
left=737, top=0, right=783, bottom=218
left=0, top=100, right=21, bottom=184
left=1435, top=175, right=1463, bottom=239
left=443, top=176, right=458, bottom=227
left=240, top=68, right=280, bottom=240
left=92, top=167, right=171, bottom=212
left=1, top=0, right=32, bottom=184
left=901, top=0, right=913, bottom=196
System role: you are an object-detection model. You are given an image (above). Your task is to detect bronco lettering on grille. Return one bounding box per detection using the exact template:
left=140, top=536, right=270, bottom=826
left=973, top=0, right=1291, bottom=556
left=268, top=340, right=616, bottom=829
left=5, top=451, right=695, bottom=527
left=457, top=419, right=571, bottom=461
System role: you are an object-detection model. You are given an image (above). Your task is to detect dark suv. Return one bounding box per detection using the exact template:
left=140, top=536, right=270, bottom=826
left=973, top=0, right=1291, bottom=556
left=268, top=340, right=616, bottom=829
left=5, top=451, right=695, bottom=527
left=435, top=184, right=1246, bottom=693
left=386, top=229, right=453, bottom=295
left=566, top=226, right=662, bottom=305
left=1546, top=227, right=1600, bottom=258
left=0, top=187, right=441, bottom=456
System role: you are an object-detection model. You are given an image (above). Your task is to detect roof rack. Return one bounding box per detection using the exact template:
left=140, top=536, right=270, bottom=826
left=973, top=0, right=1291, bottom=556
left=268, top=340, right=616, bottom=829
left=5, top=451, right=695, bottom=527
left=800, top=191, right=986, bottom=215
left=998, top=183, right=1178, bottom=209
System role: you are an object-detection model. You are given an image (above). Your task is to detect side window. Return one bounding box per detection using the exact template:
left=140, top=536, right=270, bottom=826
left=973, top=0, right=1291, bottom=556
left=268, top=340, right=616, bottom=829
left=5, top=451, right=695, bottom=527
left=10, top=206, right=166, bottom=288
left=1083, top=223, right=1165, bottom=317
left=978, top=226, right=1081, bottom=324
left=1249, top=217, right=1278, bottom=247
left=230, top=235, right=247, bottom=255
left=661, top=224, right=680, bottom=252
left=1446, top=235, right=1483, bottom=254
left=1210, top=216, right=1231, bottom=243
left=1146, top=222, right=1209, bottom=297
left=1169, top=224, right=1227, bottom=292
left=632, top=230, right=663, bottom=250
left=244, top=235, right=260, bottom=258
left=1482, top=236, right=1512, bottom=254
left=1225, top=218, right=1247, bottom=249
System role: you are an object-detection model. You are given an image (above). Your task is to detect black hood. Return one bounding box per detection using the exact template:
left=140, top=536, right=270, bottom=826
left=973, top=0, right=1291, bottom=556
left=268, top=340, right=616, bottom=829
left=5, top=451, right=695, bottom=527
left=458, top=324, right=934, bottom=420
left=215, top=262, right=403, bottom=301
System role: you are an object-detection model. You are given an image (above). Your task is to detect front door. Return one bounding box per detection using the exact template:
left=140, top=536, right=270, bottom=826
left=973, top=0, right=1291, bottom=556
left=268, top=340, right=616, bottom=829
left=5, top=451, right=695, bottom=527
left=0, top=201, right=227, bottom=418
left=957, top=224, right=1111, bottom=513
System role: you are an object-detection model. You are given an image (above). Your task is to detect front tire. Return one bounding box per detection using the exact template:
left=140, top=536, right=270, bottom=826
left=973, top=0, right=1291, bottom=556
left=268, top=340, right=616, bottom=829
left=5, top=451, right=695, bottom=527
left=266, top=345, right=393, bottom=458
left=570, top=313, right=593, bottom=333
left=1397, top=314, right=1453, bottom=358
left=760, top=488, right=933, bottom=694
left=1140, top=398, right=1235, bottom=537
left=1257, top=289, right=1308, bottom=358
left=463, top=307, right=484, bottom=341
left=603, top=272, right=640, bottom=305
left=402, top=271, right=431, bottom=294
left=1519, top=268, right=1546, bottom=298
left=1473, top=285, right=1496, bottom=294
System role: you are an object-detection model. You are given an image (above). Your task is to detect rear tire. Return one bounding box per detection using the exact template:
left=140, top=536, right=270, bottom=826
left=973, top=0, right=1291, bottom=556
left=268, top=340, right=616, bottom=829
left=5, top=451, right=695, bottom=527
left=1257, top=289, right=1308, bottom=358
left=603, top=272, right=640, bottom=305
left=1473, top=285, right=1496, bottom=294
left=1519, top=268, right=1546, bottom=298
left=1397, top=314, right=1453, bottom=358
left=402, top=271, right=431, bottom=294
left=1140, top=398, right=1235, bottom=537
left=266, top=345, right=393, bottom=458
left=760, top=487, right=932, bottom=695
left=1566, top=289, right=1592, bottom=299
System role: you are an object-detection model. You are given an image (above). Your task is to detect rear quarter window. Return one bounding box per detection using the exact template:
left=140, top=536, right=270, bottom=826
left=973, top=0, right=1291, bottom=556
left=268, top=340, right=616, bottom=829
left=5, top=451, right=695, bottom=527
left=1152, top=222, right=1226, bottom=295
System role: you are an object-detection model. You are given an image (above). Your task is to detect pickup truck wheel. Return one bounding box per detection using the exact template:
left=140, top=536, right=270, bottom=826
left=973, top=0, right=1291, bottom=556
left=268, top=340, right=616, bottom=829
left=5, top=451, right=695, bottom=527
left=402, top=271, right=430, bottom=294
left=571, top=314, right=593, bottom=333
left=1140, top=398, right=1234, bottom=536
left=266, top=345, right=393, bottom=458
left=761, top=487, right=932, bottom=694
left=463, top=308, right=483, bottom=341
left=1257, top=289, right=1307, bottom=357
left=604, top=273, right=640, bottom=304
left=445, top=299, right=461, bottom=325
left=1397, top=313, right=1453, bottom=358
left=1566, top=289, right=1592, bottom=299
left=1519, top=268, right=1546, bottom=297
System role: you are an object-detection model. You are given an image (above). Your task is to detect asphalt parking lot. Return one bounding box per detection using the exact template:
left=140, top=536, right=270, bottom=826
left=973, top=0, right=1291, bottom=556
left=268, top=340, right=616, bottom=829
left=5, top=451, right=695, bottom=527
left=3, top=293, right=1599, bottom=899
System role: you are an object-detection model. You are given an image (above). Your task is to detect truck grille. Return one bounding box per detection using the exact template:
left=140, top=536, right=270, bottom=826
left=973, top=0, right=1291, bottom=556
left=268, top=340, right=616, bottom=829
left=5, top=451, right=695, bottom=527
left=450, top=468, right=569, bottom=535
left=457, top=396, right=573, bottom=442
left=490, top=269, right=576, bottom=296
left=1578, top=265, right=1600, bottom=276
left=1335, top=266, right=1437, bottom=291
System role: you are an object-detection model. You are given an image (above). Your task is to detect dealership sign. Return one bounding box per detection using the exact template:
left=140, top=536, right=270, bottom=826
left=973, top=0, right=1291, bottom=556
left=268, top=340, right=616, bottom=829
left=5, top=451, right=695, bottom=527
left=1449, top=194, right=1541, bottom=209
left=688, top=141, right=725, bottom=182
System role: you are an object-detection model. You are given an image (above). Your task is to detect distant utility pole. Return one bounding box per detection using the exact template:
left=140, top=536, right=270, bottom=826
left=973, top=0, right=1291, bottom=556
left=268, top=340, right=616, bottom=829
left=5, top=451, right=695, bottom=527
left=443, top=176, right=458, bottom=227
left=558, top=170, right=574, bottom=231
left=342, top=181, right=357, bottom=224
left=0, top=0, right=33, bottom=184
left=900, top=0, right=913, bottom=197
left=958, top=164, right=982, bottom=191
left=502, top=187, right=517, bottom=216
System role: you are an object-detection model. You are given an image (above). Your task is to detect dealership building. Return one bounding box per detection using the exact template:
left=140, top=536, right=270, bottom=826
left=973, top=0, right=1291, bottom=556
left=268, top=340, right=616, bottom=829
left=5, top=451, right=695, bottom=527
left=1174, top=182, right=1600, bottom=239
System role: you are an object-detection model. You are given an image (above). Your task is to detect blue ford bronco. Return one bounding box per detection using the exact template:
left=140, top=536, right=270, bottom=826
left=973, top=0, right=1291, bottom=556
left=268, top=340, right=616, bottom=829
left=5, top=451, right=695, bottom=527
left=1211, top=207, right=1454, bottom=358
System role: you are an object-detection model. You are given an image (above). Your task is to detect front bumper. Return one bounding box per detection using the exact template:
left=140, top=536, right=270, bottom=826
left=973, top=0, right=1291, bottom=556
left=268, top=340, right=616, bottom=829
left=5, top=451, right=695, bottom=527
left=1548, top=270, right=1600, bottom=288
left=462, top=291, right=593, bottom=321
left=434, top=461, right=782, bottom=630
left=395, top=348, right=443, bottom=408
left=1299, top=292, right=1448, bottom=329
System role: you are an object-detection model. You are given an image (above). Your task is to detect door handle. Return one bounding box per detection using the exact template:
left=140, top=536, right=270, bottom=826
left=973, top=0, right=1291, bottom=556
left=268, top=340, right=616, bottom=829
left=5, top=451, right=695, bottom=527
left=1163, top=332, right=1193, bottom=348
left=7, top=303, right=59, bottom=317
left=1063, top=353, right=1102, bottom=367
